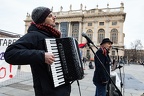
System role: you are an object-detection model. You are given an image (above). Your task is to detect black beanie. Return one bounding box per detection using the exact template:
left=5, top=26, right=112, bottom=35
left=31, top=6, right=51, bottom=24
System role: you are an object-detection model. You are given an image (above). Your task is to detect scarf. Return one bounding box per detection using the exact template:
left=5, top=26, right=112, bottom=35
left=31, top=22, right=61, bottom=38
left=100, top=46, right=108, bottom=56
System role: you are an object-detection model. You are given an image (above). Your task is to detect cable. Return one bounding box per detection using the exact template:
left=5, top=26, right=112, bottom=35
left=77, top=80, right=82, bottom=96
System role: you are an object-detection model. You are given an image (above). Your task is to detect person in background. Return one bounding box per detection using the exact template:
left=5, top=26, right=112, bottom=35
left=89, top=60, right=94, bottom=69
left=4, top=6, right=71, bottom=96
left=82, top=57, right=87, bottom=69
left=83, top=57, right=87, bottom=64
left=93, top=38, right=113, bottom=96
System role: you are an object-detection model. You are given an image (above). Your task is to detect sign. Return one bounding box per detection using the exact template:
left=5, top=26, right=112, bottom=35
left=0, top=38, right=19, bottom=82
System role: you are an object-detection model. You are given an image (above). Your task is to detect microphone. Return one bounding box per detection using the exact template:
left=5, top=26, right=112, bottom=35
left=81, top=32, right=94, bottom=44
left=112, top=47, right=119, bottom=52
left=112, top=47, right=118, bottom=50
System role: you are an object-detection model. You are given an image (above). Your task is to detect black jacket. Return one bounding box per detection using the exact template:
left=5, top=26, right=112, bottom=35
left=93, top=48, right=111, bottom=86
left=4, top=24, right=71, bottom=96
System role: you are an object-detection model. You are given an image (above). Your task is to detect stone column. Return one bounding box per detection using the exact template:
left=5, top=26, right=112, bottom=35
left=24, top=13, right=31, bottom=34
left=93, top=21, right=98, bottom=44
left=25, top=23, right=28, bottom=34
left=81, top=22, right=86, bottom=43
left=119, top=19, right=124, bottom=45
left=58, top=22, right=61, bottom=31
left=78, top=21, right=82, bottom=43
left=68, top=22, right=71, bottom=36
left=105, top=19, right=110, bottom=38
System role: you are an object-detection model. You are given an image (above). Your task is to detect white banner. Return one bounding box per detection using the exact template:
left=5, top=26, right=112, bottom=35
left=0, top=38, right=19, bottom=82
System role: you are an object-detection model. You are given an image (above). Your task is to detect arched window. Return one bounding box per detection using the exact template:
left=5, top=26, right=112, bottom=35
left=98, top=29, right=105, bottom=43
left=86, top=29, right=93, bottom=40
left=110, top=28, right=118, bottom=44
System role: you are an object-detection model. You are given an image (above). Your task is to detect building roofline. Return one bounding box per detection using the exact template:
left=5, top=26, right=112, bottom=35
left=0, top=29, right=23, bottom=37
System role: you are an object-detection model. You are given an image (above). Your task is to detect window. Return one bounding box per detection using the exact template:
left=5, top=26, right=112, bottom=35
left=60, top=22, right=68, bottom=38
left=110, top=28, right=118, bottom=44
left=86, top=29, right=93, bottom=40
left=86, top=50, right=91, bottom=60
left=55, top=23, right=59, bottom=30
left=72, top=22, right=79, bottom=40
left=98, top=29, right=105, bottom=43
left=112, top=51, right=115, bottom=56
left=99, top=22, right=104, bottom=26
left=88, top=23, right=92, bottom=26
left=112, top=21, right=117, bottom=25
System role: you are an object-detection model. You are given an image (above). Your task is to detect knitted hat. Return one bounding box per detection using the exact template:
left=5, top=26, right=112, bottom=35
left=31, top=6, right=51, bottom=24
left=100, top=38, right=113, bottom=45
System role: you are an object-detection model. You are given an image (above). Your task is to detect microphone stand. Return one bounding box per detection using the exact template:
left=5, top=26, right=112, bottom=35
left=86, top=42, right=122, bottom=96
left=115, top=48, right=124, bottom=94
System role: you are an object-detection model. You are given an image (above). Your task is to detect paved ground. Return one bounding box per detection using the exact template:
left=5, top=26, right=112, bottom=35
left=0, top=63, right=144, bottom=96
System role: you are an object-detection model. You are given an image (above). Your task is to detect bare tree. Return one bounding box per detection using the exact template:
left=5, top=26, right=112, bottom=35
left=131, top=39, right=143, bottom=50
left=130, top=39, right=143, bottom=63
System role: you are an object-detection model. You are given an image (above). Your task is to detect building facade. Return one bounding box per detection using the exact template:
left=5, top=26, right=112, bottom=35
left=24, top=3, right=126, bottom=60
left=0, top=29, right=21, bottom=38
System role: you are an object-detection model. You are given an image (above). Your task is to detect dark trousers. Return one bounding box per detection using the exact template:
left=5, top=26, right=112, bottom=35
left=95, top=83, right=107, bottom=96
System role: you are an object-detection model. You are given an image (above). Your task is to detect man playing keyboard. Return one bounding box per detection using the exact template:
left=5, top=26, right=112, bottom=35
left=4, top=6, right=71, bottom=96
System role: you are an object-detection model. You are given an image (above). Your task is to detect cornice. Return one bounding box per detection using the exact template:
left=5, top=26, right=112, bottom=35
left=118, top=19, right=125, bottom=22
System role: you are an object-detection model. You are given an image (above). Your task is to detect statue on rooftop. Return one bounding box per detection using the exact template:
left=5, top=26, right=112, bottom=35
left=26, top=12, right=30, bottom=17
left=85, top=6, right=86, bottom=10
left=60, top=6, right=63, bottom=11
left=80, top=3, right=83, bottom=10
left=107, top=3, right=109, bottom=8
left=70, top=4, right=72, bottom=10
left=51, top=6, right=53, bottom=11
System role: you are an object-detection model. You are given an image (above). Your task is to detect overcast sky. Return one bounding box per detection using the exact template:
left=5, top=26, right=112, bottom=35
left=0, top=0, right=144, bottom=48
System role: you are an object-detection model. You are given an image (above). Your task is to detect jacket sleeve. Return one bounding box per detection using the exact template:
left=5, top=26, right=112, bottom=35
left=95, top=50, right=107, bottom=82
left=4, top=32, right=45, bottom=65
